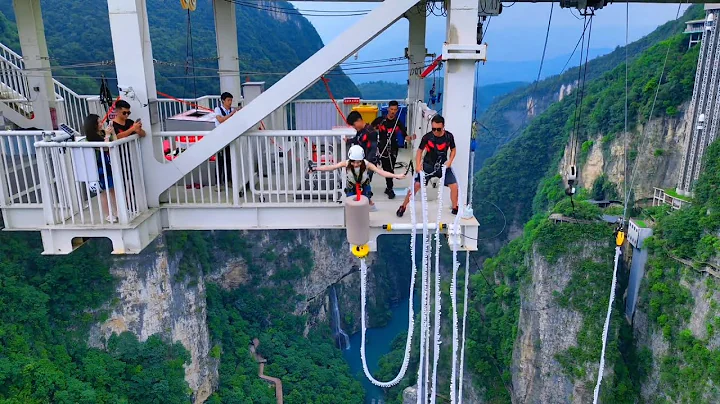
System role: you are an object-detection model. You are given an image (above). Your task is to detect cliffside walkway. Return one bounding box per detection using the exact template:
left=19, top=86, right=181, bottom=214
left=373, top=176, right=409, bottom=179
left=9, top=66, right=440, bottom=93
left=249, top=338, right=284, bottom=404
left=668, top=254, right=720, bottom=280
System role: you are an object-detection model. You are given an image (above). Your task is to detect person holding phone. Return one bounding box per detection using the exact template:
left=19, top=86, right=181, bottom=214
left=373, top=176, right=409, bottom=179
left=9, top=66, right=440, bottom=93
left=111, top=100, right=146, bottom=139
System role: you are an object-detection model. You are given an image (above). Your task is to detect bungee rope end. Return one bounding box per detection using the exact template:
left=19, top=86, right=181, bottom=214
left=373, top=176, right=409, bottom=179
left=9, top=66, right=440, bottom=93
left=351, top=244, right=370, bottom=259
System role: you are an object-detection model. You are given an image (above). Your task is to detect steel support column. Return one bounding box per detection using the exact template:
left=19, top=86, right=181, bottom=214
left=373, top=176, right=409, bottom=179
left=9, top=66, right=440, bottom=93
left=107, top=0, right=160, bottom=206
left=439, top=0, right=483, bottom=209
left=12, top=0, right=56, bottom=129
left=407, top=3, right=427, bottom=123
left=213, top=0, right=242, bottom=99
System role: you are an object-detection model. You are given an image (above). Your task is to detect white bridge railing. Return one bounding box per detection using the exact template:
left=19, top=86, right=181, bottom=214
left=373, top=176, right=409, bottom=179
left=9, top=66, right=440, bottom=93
left=0, top=131, right=45, bottom=207
left=34, top=134, right=147, bottom=226
left=156, top=129, right=353, bottom=206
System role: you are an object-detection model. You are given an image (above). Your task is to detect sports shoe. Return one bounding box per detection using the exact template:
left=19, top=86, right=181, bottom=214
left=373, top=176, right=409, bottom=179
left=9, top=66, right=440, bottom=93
left=106, top=215, right=118, bottom=223
left=396, top=206, right=406, bottom=217
left=370, top=204, right=378, bottom=212
left=385, top=188, right=396, bottom=199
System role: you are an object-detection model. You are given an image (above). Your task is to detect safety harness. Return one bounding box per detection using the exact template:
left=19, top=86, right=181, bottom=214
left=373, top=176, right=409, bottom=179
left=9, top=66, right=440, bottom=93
left=346, top=161, right=370, bottom=201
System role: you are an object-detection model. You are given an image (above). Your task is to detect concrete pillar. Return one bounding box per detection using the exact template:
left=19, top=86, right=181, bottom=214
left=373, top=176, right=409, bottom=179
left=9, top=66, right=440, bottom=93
left=213, top=0, right=242, bottom=99
left=12, top=0, right=56, bottom=129
left=107, top=0, right=161, bottom=206
left=439, top=0, right=481, bottom=207
left=406, top=5, right=426, bottom=117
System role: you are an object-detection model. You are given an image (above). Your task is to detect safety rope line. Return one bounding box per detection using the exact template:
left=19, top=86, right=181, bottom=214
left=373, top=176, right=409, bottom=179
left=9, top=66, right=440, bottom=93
left=449, top=188, right=464, bottom=404
left=417, top=170, right=431, bottom=404
left=358, top=159, right=419, bottom=387
left=321, top=76, right=348, bottom=124
left=156, top=90, right=214, bottom=112
left=101, top=95, right=122, bottom=124
left=593, top=246, right=621, bottom=404
left=457, top=250, right=471, bottom=403
left=595, top=5, right=682, bottom=400
left=429, top=167, right=446, bottom=404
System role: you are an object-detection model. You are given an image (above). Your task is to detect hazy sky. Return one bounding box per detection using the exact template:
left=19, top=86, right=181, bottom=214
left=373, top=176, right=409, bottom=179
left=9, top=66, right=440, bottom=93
left=290, top=2, right=690, bottom=82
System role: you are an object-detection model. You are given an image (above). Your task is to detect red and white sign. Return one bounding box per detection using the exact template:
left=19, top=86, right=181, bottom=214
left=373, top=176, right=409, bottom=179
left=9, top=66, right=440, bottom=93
left=343, top=97, right=361, bottom=105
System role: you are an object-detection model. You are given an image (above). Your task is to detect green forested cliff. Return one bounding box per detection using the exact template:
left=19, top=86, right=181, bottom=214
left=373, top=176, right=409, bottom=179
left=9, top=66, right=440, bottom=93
left=472, top=5, right=703, bottom=241
left=0, top=234, right=192, bottom=403
left=0, top=0, right=358, bottom=99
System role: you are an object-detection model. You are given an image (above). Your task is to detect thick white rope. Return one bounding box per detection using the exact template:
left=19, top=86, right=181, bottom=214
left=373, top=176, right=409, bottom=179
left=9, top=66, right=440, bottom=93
left=457, top=250, right=471, bottom=403
left=358, top=164, right=420, bottom=388
left=449, top=187, right=464, bottom=404
left=429, top=167, right=447, bottom=404
left=593, top=246, right=621, bottom=403
left=417, top=170, right=431, bottom=404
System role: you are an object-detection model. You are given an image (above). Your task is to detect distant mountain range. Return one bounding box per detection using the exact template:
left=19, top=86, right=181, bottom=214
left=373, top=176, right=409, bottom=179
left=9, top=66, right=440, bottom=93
left=349, top=48, right=612, bottom=86
left=357, top=80, right=527, bottom=119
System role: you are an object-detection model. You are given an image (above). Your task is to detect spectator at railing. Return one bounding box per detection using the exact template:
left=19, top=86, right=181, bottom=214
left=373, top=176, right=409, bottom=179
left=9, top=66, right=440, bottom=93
left=83, top=114, right=118, bottom=223
left=213, top=92, right=236, bottom=191
left=112, top=100, right=146, bottom=139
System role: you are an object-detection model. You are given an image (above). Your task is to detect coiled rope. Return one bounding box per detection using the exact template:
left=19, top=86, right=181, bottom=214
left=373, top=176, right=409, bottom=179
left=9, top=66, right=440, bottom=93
left=358, top=167, right=420, bottom=387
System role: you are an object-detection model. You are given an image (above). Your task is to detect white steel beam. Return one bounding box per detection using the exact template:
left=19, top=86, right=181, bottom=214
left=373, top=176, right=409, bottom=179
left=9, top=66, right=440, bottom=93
left=407, top=4, right=427, bottom=116
left=213, top=0, right=242, bottom=98
left=12, top=0, right=56, bottom=129
left=440, top=0, right=480, bottom=211
left=144, top=0, right=420, bottom=205
left=107, top=0, right=160, bottom=205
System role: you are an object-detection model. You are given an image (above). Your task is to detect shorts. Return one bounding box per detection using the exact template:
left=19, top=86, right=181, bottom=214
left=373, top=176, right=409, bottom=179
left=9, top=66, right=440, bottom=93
left=97, top=153, right=114, bottom=191
left=346, top=184, right=372, bottom=199
left=414, top=165, right=457, bottom=186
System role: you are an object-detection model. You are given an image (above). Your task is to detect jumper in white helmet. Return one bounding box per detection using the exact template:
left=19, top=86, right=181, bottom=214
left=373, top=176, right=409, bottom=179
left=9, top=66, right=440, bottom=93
left=310, top=145, right=405, bottom=211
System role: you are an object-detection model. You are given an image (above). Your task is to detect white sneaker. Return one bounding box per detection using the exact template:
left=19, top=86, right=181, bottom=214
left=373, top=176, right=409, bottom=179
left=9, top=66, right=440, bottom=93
left=370, top=205, right=378, bottom=212
left=106, top=215, right=118, bottom=223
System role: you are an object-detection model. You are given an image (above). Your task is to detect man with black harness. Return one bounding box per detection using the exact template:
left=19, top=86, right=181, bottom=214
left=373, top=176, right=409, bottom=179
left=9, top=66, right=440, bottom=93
left=396, top=114, right=459, bottom=217
left=374, top=100, right=410, bottom=199
left=346, top=110, right=380, bottom=198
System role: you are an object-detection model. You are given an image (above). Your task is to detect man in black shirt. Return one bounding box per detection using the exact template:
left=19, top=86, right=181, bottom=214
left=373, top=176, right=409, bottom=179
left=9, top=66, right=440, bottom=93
left=346, top=111, right=379, bottom=164
left=396, top=114, right=458, bottom=217
left=375, top=100, right=410, bottom=199
left=111, top=100, right=146, bottom=139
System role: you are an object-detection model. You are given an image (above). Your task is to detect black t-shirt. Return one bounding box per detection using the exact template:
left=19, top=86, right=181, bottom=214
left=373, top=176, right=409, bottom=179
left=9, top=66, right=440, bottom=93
left=376, top=116, right=407, bottom=154
left=113, top=119, right=135, bottom=136
left=348, top=124, right=379, bottom=163
left=419, top=131, right=456, bottom=167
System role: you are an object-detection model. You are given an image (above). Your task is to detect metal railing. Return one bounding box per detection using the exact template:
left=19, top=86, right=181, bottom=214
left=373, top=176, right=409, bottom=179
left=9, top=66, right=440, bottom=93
left=156, top=129, right=352, bottom=206
left=155, top=95, right=222, bottom=130
left=54, top=81, right=93, bottom=132
left=35, top=134, right=147, bottom=226
left=0, top=131, right=45, bottom=207
left=0, top=43, right=33, bottom=118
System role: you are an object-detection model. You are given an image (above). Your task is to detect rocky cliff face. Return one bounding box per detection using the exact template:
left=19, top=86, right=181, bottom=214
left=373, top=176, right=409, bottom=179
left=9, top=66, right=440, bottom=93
left=512, top=242, right=609, bottom=404
left=569, top=102, right=690, bottom=200
left=87, top=229, right=398, bottom=402
left=87, top=237, right=217, bottom=404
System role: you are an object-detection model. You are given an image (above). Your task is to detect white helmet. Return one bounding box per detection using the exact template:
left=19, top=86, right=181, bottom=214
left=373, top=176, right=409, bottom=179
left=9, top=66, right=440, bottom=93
left=348, top=145, right=365, bottom=161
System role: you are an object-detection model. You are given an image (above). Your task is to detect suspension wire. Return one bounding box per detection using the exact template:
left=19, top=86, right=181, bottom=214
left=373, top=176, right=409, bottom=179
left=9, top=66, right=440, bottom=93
left=623, top=1, right=684, bottom=219
left=223, top=0, right=368, bottom=17
left=623, top=2, right=629, bottom=221
left=594, top=4, right=684, bottom=401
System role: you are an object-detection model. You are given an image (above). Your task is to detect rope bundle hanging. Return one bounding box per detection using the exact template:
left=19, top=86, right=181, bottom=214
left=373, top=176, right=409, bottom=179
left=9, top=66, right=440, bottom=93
left=180, top=0, right=197, bottom=11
